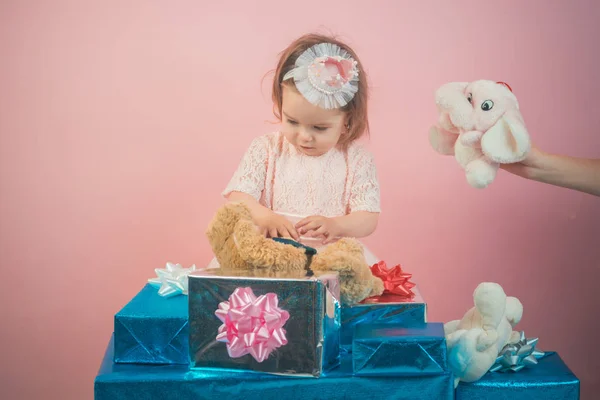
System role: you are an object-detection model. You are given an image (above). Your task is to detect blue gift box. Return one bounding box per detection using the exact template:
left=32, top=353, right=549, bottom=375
left=113, top=284, right=189, bottom=365
left=456, top=352, right=579, bottom=400
left=95, top=335, right=454, bottom=400
left=341, top=286, right=427, bottom=348
left=352, top=322, right=447, bottom=376
left=188, top=269, right=341, bottom=377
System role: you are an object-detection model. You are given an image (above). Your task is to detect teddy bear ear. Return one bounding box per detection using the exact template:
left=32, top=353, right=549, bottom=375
left=206, top=203, right=240, bottom=251
left=369, top=276, right=385, bottom=298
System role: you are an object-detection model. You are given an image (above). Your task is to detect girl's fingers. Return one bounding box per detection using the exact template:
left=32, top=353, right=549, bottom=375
left=278, top=226, right=292, bottom=238
left=322, top=235, right=337, bottom=245
left=295, top=217, right=314, bottom=228
left=286, top=223, right=300, bottom=240
left=298, top=221, right=321, bottom=234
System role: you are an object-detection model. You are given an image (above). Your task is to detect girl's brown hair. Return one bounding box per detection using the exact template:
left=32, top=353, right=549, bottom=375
left=271, top=33, right=370, bottom=148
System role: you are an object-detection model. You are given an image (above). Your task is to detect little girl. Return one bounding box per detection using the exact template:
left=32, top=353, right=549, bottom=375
left=215, top=33, right=381, bottom=265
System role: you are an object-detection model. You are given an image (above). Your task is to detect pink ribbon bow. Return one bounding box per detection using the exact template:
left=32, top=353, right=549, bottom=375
left=215, top=287, right=290, bottom=363
left=311, top=56, right=357, bottom=89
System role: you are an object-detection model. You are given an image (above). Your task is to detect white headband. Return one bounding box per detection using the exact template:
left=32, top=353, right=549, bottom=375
left=283, top=43, right=360, bottom=110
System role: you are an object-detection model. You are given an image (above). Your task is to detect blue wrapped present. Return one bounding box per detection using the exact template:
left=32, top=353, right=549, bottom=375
left=113, top=284, right=188, bottom=365
left=95, top=334, right=455, bottom=400
left=188, top=269, right=341, bottom=377
left=456, top=352, right=579, bottom=400
left=352, top=322, right=447, bottom=376
left=341, top=286, right=426, bottom=348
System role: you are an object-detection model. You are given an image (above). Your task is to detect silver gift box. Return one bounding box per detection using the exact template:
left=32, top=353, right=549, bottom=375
left=188, top=269, right=340, bottom=377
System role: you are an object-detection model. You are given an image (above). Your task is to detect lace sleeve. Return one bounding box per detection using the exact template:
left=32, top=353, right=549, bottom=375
left=222, top=136, right=268, bottom=200
left=348, top=146, right=381, bottom=213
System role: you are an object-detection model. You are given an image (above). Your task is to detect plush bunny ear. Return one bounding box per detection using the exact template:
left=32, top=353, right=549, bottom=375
left=473, top=282, right=506, bottom=331
left=438, top=109, right=460, bottom=133
left=435, top=82, right=469, bottom=107
left=481, top=109, right=531, bottom=163
left=435, top=82, right=473, bottom=130
left=429, top=126, right=457, bottom=155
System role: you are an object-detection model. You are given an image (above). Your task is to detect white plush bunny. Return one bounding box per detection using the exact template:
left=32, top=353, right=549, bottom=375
left=444, top=282, right=523, bottom=387
left=429, top=80, right=531, bottom=188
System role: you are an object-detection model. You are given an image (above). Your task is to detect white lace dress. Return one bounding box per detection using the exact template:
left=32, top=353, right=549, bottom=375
left=207, top=131, right=381, bottom=268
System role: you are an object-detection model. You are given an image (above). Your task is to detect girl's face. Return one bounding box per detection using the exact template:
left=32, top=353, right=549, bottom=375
left=280, top=85, right=346, bottom=156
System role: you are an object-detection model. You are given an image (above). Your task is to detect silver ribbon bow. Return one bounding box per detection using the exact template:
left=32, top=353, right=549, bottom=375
left=490, top=331, right=546, bottom=372
left=148, top=262, right=197, bottom=298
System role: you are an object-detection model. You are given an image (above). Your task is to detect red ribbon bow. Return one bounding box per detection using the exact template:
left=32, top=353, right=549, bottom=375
left=370, top=261, right=416, bottom=298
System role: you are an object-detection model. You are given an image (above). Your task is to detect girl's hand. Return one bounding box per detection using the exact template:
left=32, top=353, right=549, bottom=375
left=296, top=216, right=342, bottom=245
left=254, top=209, right=299, bottom=240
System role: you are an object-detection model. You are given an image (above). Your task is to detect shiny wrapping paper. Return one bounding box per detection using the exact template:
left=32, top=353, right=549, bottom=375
left=456, top=352, right=579, bottom=400
left=113, top=284, right=189, bottom=365
left=341, top=286, right=427, bottom=348
left=95, top=335, right=454, bottom=400
left=188, top=269, right=341, bottom=377
left=352, top=322, right=447, bottom=376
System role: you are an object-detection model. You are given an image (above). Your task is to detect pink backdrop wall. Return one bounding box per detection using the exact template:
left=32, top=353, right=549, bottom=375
left=1, top=1, right=599, bottom=398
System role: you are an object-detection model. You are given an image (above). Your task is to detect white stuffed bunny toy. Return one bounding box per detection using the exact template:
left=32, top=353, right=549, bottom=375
left=429, top=80, right=531, bottom=188
left=444, top=282, right=523, bottom=387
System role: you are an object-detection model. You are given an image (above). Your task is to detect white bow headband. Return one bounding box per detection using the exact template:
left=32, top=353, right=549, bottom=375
left=283, top=43, right=360, bottom=110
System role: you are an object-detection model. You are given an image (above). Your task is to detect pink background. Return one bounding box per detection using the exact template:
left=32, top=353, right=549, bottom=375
left=1, top=1, right=599, bottom=399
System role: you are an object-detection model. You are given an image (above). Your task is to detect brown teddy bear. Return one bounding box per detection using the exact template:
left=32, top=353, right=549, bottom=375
left=206, top=202, right=384, bottom=305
